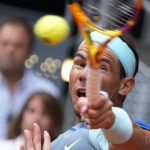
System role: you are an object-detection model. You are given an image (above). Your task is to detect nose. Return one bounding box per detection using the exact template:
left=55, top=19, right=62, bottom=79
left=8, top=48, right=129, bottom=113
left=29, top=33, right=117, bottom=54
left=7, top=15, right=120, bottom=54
left=79, top=65, right=88, bottom=83
left=5, top=44, right=16, bottom=54
left=32, top=112, right=42, bottom=124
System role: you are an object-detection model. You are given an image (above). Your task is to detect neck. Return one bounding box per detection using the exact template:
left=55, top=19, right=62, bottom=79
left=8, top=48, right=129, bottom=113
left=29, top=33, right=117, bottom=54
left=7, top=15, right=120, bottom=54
left=2, top=70, right=24, bottom=93
left=75, top=117, right=82, bottom=124
left=113, top=95, right=124, bottom=108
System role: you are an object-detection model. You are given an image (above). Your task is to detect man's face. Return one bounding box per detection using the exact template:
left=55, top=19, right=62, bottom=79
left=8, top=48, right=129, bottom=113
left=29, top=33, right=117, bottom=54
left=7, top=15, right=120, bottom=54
left=69, top=42, right=123, bottom=116
left=0, top=24, right=31, bottom=74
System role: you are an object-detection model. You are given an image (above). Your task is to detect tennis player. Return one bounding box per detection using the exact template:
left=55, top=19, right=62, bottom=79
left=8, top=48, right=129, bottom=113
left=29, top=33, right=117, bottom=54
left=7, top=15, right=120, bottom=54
left=20, top=32, right=150, bottom=150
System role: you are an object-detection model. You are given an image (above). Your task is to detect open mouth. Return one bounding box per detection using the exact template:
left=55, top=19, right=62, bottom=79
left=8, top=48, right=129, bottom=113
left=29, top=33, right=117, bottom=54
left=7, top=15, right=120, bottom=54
left=76, top=89, right=86, bottom=97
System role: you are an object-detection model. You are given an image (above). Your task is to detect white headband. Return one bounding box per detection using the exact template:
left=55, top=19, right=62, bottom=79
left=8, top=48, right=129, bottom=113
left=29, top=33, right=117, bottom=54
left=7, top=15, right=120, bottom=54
left=85, top=31, right=136, bottom=77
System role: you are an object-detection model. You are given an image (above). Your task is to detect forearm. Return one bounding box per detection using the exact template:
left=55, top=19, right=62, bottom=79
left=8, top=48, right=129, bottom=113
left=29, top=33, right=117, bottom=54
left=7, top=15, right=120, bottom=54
left=102, top=107, right=150, bottom=150
left=110, top=121, right=150, bottom=150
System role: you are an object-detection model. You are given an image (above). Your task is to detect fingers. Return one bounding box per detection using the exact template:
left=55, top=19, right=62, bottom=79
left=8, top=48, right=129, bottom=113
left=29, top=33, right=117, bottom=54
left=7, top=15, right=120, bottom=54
left=88, top=92, right=110, bottom=109
left=87, top=100, right=113, bottom=118
left=24, top=123, right=42, bottom=150
left=76, top=97, right=88, bottom=114
left=85, top=110, right=115, bottom=129
left=22, top=123, right=51, bottom=150
left=24, top=129, right=34, bottom=150
left=85, top=104, right=114, bottom=128
left=77, top=91, right=115, bottom=129
left=43, top=131, right=51, bottom=150
left=76, top=91, right=109, bottom=115
left=99, top=91, right=109, bottom=99
left=33, top=123, right=41, bottom=150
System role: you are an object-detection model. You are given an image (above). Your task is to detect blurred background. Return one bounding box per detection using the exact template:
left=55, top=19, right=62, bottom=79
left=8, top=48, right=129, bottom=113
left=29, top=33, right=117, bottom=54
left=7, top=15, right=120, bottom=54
left=0, top=0, right=150, bottom=129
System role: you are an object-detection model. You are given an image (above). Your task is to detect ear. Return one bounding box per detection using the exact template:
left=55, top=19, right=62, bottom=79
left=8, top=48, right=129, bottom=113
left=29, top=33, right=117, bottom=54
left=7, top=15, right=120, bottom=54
left=119, top=77, right=135, bottom=96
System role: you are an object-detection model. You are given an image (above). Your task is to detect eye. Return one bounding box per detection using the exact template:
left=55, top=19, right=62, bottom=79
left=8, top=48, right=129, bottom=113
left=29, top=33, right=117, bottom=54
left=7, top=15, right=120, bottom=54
left=26, top=107, right=35, bottom=113
left=100, top=65, right=108, bottom=71
left=73, top=59, right=86, bottom=69
left=76, top=62, right=85, bottom=68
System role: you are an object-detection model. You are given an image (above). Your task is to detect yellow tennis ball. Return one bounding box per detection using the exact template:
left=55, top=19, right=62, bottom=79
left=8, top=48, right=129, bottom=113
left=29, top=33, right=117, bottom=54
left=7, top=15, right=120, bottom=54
left=34, top=15, right=70, bottom=45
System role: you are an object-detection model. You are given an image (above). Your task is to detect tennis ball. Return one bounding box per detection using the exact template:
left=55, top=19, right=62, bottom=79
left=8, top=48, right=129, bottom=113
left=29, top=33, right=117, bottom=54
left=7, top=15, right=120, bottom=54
left=34, top=15, right=70, bottom=45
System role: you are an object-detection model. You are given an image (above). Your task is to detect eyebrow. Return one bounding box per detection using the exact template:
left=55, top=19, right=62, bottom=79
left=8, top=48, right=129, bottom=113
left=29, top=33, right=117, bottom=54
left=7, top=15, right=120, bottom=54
left=101, top=58, right=112, bottom=64
left=75, top=53, right=86, bottom=60
left=75, top=53, right=113, bottom=66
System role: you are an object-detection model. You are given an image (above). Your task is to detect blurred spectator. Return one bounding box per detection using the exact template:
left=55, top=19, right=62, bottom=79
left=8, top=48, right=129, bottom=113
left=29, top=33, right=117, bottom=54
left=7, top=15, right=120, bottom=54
left=0, top=16, right=60, bottom=139
left=0, top=91, right=64, bottom=150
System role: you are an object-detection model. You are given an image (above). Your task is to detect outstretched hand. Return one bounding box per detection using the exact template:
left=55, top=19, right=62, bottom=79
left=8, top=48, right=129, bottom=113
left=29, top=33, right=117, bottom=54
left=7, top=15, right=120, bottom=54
left=19, top=123, right=51, bottom=150
left=77, top=91, right=115, bottom=129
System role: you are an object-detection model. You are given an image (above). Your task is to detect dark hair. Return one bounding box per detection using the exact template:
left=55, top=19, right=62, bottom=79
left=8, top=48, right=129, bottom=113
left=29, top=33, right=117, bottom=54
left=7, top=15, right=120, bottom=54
left=7, top=92, right=64, bottom=141
left=0, top=16, right=34, bottom=49
left=119, top=33, right=139, bottom=78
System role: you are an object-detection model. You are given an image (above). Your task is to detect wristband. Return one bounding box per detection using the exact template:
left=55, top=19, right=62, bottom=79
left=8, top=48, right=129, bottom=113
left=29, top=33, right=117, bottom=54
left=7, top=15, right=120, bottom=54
left=103, top=107, right=133, bottom=144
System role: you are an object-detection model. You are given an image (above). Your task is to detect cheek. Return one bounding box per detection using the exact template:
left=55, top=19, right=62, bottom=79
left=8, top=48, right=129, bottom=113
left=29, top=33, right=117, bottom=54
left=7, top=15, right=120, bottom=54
left=69, top=68, right=77, bottom=94
left=101, top=74, right=121, bottom=94
left=16, top=53, right=27, bottom=63
left=70, top=67, right=81, bottom=84
left=15, top=48, right=29, bottom=60
left=69, top=69, right=79, bottom=109
left=21, top=113, right=33, bottom=130
left=69, top=68, right=75, bottom=83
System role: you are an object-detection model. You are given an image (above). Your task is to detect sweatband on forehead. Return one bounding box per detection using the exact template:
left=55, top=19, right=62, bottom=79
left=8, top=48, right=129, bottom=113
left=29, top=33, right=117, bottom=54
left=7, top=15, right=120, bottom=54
left=86, top=31, right=136, bottom=77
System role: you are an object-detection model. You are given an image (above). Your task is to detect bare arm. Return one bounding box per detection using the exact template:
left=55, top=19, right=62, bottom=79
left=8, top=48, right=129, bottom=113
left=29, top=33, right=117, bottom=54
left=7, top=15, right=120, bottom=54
left=110, top=121, right=150, bottom=150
